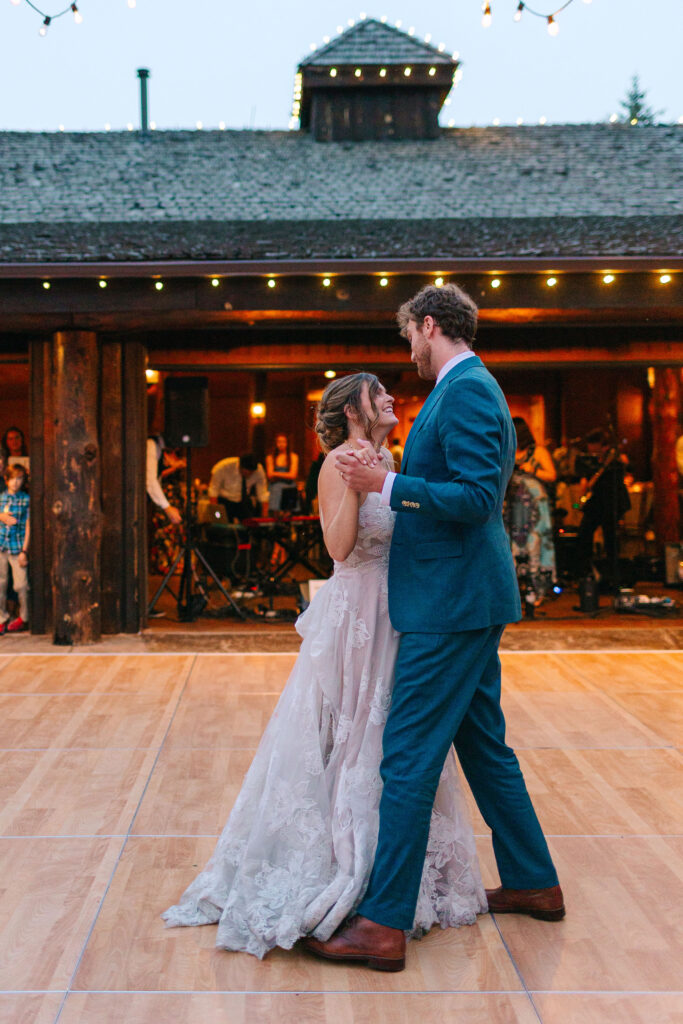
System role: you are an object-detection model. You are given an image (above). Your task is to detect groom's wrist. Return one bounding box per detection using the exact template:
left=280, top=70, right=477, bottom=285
left=380, top=472, right=396, bottom=505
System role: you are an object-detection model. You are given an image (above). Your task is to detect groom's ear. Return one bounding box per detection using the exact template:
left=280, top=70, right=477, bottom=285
left=423, top=315, right=435, bottom=337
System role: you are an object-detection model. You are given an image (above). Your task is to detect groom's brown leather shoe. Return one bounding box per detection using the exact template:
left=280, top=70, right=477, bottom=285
left=486, top=884, right=565, bottom=921
left=302, top=915, right=406, bottom=972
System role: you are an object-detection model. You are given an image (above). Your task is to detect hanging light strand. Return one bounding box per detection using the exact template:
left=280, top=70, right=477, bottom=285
left=485, top=0, right=585, bottom=33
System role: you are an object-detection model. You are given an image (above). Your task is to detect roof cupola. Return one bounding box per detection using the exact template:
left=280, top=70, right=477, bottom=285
left=295, top=18, right=460, bottom=141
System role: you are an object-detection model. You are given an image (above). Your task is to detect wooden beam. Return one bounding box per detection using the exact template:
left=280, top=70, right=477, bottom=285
left=51, top=330, right=102, bottom=645
left=100, top=340, right=124, bottom=634
left=150, top=340, right=683, bottom=371
left=28, top=338, right=53, bottom=635
left=121, top=341, right=147, bottom=633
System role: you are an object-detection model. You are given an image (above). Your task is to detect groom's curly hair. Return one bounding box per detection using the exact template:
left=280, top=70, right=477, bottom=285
left=397, top=283, right=478, bottom=348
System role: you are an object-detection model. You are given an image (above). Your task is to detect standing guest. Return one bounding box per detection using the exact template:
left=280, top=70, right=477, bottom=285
left=389, top=437, right=404, bottom=472
left=266, top=434, right=300, bottom=513
left=146, top=435, right=182, bottom=526
left=0, top=464, right=30, bottom=634
left=505, top=417, right=557, bottom=603
left=1, top=427, right=29, bottom=474
left=209, top=453, right=269, bottom=521
left=150, top=448, right=187, bottom=574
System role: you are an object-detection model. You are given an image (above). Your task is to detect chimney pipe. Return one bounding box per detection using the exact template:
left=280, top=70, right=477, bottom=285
left=137, top=67, right=150, bottom=133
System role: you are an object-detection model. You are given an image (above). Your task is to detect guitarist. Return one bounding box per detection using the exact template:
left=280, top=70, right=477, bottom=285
left=575, top=428, right=631, bottom=585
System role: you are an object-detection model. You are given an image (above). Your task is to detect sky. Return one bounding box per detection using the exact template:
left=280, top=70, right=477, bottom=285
left=0, top=0, right=680, bottom=132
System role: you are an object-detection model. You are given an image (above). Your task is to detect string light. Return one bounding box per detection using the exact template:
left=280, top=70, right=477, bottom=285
left=491, top=278, right=501, bottom=288
left=482, top=0, right=587, bottom=36
left=379, top=277, right=389, bottom=287
left=602, top=274, right=615, bottom=284
left=322, top=277, right=332, bottom=287
left=39, top=16, right=50, bottom=35
left=659, top=274, right=672, bottom=284
left=546, top=276, right=557, bottom=287
left=210, top=278, right=220, bottom=287
left=128, top=0, right=136, bottom=7
left=403, top=67, right=412, bottom=77
left=12, top=0, right=133, bottom=32
left=154, top=281, right=164, bottom=291
left=379, top=68, right=387, bottom=77
left=324, top=370, right=336, bottom=379
left=434, top=277, right=444, bottom=288
left=267, top=278, right=277, bottom=288
left=98, top=279, right=108, bottom=288
left=42, top=281, right=51, bottom=290
left=70, top=3, right=82, bottom=23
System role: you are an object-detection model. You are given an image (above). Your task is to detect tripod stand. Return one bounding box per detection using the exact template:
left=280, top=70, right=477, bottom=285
left=147, top=446, right=246, bottom=622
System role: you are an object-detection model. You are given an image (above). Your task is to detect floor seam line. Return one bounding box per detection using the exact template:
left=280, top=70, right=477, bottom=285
left=491, top=914, right=545, bottom=1024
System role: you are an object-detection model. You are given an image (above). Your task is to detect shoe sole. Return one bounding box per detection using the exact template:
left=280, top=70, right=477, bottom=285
left=489, top=906, right=565, bottom=922
left=304, top=947, right=405, bottom=972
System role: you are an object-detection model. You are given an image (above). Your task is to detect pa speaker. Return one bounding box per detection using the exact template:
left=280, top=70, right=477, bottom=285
left=164, top=376, right=209, bottom=447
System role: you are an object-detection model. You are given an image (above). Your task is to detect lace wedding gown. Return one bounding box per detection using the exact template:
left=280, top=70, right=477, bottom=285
left=163, top=491, right=487, bottom=958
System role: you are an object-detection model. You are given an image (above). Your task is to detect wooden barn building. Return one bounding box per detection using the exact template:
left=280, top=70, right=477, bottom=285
left=0, top=18, right=681, bottom=642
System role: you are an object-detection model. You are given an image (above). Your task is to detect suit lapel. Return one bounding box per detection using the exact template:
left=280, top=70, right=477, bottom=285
left=401, top=356, right=482, bottom=474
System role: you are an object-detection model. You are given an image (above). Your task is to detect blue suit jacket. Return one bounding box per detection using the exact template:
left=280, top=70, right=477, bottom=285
left=388, top=355, right=521, bottom=633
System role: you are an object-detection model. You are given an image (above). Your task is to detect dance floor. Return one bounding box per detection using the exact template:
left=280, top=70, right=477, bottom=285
left=0, top=649, right=681, bottom=1024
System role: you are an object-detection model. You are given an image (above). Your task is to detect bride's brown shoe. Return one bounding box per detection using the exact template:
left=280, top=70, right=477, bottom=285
left=486, top=884, right=565, bottom=921
left=302, top=915, right=406, bottom=972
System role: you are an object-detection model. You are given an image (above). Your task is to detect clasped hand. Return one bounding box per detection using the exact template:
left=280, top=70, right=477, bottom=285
left=335, top=439, right=388, bottom=493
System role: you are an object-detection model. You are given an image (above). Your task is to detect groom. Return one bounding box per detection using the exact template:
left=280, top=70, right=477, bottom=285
left=304, top=283, right=563, bottom=972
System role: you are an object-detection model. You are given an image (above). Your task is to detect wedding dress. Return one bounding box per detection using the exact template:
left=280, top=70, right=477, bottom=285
left=163, top=491, right=487, bottom=958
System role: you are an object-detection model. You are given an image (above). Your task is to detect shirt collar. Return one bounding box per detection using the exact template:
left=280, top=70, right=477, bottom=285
left=436, top=349, right=476, bottom=386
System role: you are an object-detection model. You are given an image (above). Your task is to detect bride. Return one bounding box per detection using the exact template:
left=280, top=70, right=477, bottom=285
left=162, top=372, right=487, bottom=958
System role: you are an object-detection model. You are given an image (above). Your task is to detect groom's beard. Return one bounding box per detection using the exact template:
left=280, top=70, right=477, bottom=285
left=414, top=342, right=436, bottom=380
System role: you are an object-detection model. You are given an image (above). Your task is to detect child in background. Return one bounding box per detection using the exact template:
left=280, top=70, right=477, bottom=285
left=0, top=464, right=30, bottom=634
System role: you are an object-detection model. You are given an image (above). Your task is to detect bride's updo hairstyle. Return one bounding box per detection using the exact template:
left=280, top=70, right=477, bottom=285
left=315, top=372, right=381, bottom=454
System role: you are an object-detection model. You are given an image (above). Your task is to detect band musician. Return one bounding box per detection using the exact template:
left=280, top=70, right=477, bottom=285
left=575, top=428, right=631, bottom=586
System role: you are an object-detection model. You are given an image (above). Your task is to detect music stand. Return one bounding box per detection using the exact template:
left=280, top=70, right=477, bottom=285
left=147, top=447, right=247, bottom=622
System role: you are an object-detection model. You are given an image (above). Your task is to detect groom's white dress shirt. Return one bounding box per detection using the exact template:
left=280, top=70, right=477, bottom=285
left=380, top=350, right=476, bottom=505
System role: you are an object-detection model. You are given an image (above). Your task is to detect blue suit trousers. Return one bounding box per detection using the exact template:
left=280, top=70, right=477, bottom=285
left=357, top=626, right=559, bottom=930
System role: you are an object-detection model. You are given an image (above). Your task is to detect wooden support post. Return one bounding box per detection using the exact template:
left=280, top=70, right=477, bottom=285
left=51, top=330, right=102, bottom=644
left=650, top=366, right=682, bottom=552
left=29, top=337, right=54, bottom=635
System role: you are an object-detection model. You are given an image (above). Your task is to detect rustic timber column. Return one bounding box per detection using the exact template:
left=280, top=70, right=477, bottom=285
left=650, top=366, right=682, bottom=552
left=52, top=331, right=103, bottom=644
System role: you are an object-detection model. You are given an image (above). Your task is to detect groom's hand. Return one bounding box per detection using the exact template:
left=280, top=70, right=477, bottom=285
left=336, top=442, right=388, bottom=493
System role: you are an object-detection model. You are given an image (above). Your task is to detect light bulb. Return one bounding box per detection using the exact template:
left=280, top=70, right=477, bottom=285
left=104, top=123, right=111, bottom=131
left=516, top=117, right=524, bottom=126
left=10, top=0, right=21, bottom=6
left=42, top=281, right=51, bottom=290
left=482, top=3, right=492, bottom=28
left=609, top=113, right=618, bottom=123
left=154, top=281, right=164, bottom=291
left=149, top=121, right=156, bottom=130
left=514, top=2, right=523, bottom=21
left=324, top=370, right=336, bottom=379
left=491, top=278, right=501, bottom=289
left=429, top=67, right=436, bottom=76
left=404, top=67, right=412, bottom=77
left=39, top=16, right=50, bottom=35
left=539, top=116, right=547, bottom=125
left=329, top=68, right=337, bottom=78
left=547, top=15, right=559, bottom=36
left=630, top=117, right=638, bottom=125
left=219, top=121, right=226, bottom=130
left=71, top=4, right=83, bottom=23
left=659, top=274, right=672, bottom=284
left=196, top=121, right=203, bottom=130
left=267, top=278, right=276, bottom=288
left=354, top=68, right=362, bottom=77
left=322, top=277, right=331, bottom=287
left=99, top=279, right=108, bottom=289
left=127, top=0, right=136, bottom=8
left=211, top=278, right=220, bottom=287
left=492, top=117, right=501, bottom=126
left=379, top=68, right=387, bottom=77
left=602, top=274, right=615, bottom=284
left=546, top=276, right=557, bottom=287
left=434, top=277, right=444, bottom=288
left=408, top=26, right=415, bottom=35
left=379, top=277, right=389, bottom=287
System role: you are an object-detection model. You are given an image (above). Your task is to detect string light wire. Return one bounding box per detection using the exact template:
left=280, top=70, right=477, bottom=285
left=486, top=0, right=583, bottom=31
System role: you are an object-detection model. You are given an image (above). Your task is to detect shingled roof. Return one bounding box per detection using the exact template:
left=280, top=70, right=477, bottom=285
left=0, top=124, right=681, bottom=262
left=299, top=17, right=455, bottom=67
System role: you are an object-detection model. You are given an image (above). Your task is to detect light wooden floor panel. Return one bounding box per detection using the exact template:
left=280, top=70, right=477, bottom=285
left=0, top=650, right=680, bottom=1024
left=0, top=993, right=65, bottom=1024
left=58, top=992, right=541, bottom=1024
